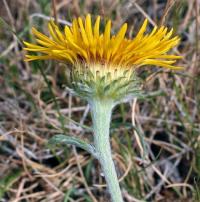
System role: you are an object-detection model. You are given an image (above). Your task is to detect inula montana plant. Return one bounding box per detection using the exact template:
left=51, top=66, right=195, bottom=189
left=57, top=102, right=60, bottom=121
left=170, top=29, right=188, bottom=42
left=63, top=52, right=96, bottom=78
left=24, top=14, right=182, bottom=202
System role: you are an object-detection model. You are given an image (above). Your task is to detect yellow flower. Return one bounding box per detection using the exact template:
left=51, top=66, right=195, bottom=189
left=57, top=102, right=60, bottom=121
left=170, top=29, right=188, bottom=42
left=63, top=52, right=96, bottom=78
left=24, top=14, right=182, bottom=70
left=24, top=14, right=182, bottom=100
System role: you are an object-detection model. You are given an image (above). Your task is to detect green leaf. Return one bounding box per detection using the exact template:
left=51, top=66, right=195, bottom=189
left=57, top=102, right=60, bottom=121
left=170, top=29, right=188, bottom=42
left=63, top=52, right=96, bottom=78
left=0, top=169, right=22, bottom=199
left=48, top=135, right=98, bottom=158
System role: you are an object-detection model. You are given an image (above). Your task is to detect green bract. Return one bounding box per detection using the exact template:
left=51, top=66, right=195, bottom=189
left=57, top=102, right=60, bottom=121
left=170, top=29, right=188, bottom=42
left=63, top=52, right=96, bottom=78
left=66, top=63, right=142, bottom=103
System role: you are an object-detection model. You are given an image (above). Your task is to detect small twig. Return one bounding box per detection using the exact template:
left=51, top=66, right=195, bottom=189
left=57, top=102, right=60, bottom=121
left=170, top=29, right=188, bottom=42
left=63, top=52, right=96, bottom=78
left=73, top=147, right=98, bottom=202
left=132, top=1, right=157, bottom=26
left=13, top=178, right=26, bottom=202
left=2, top=0, right=15, bottom=31
left=10, top=192, right=46, bottom=202
left=0, top=41, right=17, bottom=58
left=2, top=0, right=19, bottom=54
left=30, top=13, right=72, bottom=26
left=123, top=190, right=145, bottom=202
left=52, top=0, right=58, bottom=24
left=38, top=174, right=65, bottom=196
left=100, top=0, right=105, bottom=17
left=132, top=98, right=144, bottom=157
left=79, top=104, right=90, bottom=126
left=160, top=0, right=176, bottom=26
left=145, top=157, right=181, bottom=199
left=166, top=183, right=194, bottom=191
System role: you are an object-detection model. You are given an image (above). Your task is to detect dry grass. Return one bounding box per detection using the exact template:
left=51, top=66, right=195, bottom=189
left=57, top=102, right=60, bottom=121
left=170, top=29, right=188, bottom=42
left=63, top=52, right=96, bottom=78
left=0, top=0, right=200, bottom=202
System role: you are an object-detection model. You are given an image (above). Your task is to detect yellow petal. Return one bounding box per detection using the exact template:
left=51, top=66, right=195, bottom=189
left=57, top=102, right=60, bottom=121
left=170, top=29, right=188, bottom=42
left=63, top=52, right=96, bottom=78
left=48, top=21, right=60, bottom=43
left=104, top=20, right=111, bottom=45
left=32, top=27, right=55, bottom=44
left=136, top=19, right=148, bottom=37
left=25, top=55, right=55, bottom=61
left=78, top=17, right=89, bottom=46
left=71, top=18, right=80, bottom=41
left=85, top=14, right=93, bottom=44
left=64, top=26, right=73, bottom=40
left=36, top=39, right=54, bottom=47
left=67, top=40, right=88, bottom=61
left=142, top=59, right=183, bottom=69
left=23, top=41, right=43, bottom=49
left=94, top=16, right=100, bottom=38
left=111, top=23, right=127, bottom=56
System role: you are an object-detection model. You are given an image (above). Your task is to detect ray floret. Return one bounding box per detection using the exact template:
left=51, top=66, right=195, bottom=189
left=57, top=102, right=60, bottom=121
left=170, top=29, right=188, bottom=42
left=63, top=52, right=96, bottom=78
left=24, top=14, right=182, bottom=70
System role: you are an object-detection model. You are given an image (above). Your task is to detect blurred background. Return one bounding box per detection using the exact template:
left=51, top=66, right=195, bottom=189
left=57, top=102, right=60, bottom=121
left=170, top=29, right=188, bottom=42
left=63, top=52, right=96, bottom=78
left=0, top=0, right=200, bottom=201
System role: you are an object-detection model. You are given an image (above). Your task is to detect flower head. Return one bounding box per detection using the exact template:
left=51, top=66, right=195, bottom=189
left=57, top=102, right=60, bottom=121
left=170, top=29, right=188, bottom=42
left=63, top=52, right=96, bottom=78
left=24, top=14, right=182, bottom=101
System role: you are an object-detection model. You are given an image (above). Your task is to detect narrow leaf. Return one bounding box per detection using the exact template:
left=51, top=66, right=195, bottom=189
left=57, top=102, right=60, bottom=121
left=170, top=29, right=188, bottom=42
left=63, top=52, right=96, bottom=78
left=48, top=135, right=98, bottom=158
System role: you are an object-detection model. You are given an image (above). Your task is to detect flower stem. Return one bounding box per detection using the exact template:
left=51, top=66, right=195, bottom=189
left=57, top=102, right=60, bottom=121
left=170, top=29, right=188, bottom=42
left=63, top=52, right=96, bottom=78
left=89, top=98, right=124, bottom=202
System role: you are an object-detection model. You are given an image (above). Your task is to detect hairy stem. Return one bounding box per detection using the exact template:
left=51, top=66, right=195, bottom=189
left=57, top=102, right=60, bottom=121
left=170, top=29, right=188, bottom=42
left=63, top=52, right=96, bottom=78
left=90, top=98, right=124, bottom=202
